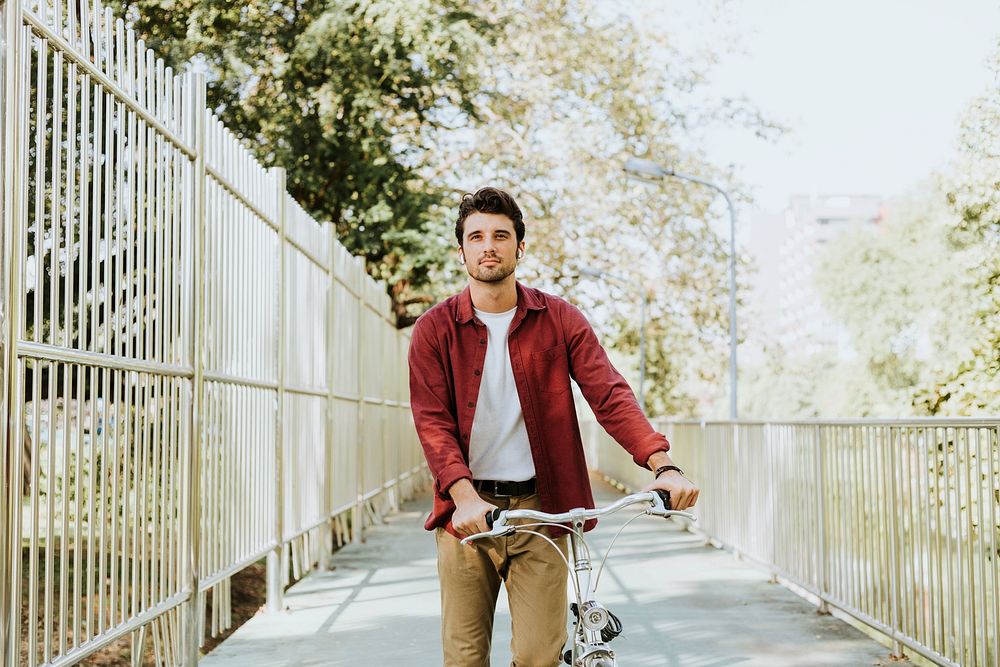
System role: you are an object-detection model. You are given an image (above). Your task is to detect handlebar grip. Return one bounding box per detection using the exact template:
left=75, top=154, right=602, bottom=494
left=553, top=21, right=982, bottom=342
left=485, top=508, right=503, bottom=529
left=655, top=489, right=672, bottom=511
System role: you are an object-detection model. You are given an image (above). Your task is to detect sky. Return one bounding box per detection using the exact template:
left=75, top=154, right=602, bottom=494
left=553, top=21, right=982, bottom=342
left=632, top=0, right=1000, bottom=213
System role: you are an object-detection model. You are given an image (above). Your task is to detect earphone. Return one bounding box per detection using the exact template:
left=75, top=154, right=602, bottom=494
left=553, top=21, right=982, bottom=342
left=516, top=250, right=523, bottom=259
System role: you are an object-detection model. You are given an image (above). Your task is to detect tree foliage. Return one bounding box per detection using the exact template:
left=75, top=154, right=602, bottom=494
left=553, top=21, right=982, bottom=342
left=751, top=42, right=1000, bottom=418
left=112, top=0, right=776, bottom=413
left=916, top=44, right=1000, bottom=414
left=426, top=1, right=775, bottom=415
left=809, top=181, right=982, bottom=416
left=115, top=0, right=491, bottom=324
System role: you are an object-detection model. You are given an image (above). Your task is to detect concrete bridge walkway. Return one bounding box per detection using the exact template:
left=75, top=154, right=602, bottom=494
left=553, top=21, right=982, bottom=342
left=201, top=476, right=910, bottom=666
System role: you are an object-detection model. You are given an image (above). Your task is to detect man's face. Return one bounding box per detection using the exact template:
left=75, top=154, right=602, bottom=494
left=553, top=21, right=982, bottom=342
left=460, top=212, right=524, bottom=284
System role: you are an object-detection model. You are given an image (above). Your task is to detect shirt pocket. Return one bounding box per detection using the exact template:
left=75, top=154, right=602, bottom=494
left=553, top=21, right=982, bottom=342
left=531, top=344, right=571, bottom=395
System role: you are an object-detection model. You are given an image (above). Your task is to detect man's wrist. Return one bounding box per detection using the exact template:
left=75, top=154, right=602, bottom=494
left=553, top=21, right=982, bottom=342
left=646, top=450, right=672, bottom=472
left=447, top=478, right=478, bottom=504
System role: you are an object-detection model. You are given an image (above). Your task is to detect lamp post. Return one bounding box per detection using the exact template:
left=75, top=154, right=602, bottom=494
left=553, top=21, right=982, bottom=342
left=623, top=156, right=739, bottom=420
left=580, top=267, right=647, bottom=414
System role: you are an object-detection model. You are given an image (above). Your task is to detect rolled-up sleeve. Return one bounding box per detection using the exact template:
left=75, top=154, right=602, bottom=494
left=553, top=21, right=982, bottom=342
left=560, top=301, right=669, bottom=467
left=408, top=315, right=472, bottom=499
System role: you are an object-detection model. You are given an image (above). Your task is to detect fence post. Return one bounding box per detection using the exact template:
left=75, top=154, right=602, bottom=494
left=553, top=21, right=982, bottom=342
left=765, top=423, right=776, bottom=579
left=381, top=308, right=390, bottom=513
left=353, top=260, right=365, bottom=544
left=0, top=2, right=22, bottom=661
left=814, top=424, right=829, bottom=614
left=885, top=425, right=904, bottom=657
left=266, top=168, right=287, bottom=611
left=183, top=72, right=207, bottom=667
left=318, top=220, right=336, bottom=571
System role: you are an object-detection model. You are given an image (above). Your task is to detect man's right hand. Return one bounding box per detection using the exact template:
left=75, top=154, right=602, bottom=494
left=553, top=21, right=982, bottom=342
left=447, top=479, right=498, bottom=538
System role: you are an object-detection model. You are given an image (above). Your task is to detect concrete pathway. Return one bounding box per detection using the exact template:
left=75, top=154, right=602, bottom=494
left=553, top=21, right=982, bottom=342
left=201, top=477, right=911, bottom=666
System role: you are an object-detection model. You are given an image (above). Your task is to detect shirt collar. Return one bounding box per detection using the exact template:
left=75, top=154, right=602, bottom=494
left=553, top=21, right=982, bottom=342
left=455, top=281, right=546, bottom=324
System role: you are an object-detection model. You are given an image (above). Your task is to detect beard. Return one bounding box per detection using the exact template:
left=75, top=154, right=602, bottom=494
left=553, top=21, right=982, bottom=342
left=467, top=256, right=516, bottom=283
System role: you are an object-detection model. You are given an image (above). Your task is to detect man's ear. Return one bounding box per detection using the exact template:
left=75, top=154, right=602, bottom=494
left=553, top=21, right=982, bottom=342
left=458, top=246, right=465, bottom=265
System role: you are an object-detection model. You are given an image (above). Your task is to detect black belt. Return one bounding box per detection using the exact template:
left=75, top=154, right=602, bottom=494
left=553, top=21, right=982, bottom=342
left=473, top=478, right=536, bottom=497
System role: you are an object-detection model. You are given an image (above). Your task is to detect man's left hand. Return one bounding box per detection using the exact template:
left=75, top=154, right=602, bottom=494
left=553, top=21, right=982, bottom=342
left=642, top=471, right=699, bottom=511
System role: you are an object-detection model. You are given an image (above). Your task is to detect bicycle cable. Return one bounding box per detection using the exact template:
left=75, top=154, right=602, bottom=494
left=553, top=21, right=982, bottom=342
left=509, top=521, right=592, bottom=564
left=601, top=609, right=623, bottom=642
left=512, top=528, right=583, bottom=603
left=592, top=511, right=648, bottom=592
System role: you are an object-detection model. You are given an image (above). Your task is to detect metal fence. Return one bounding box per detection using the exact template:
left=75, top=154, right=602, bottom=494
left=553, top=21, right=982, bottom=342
left=0, top=1, right=424, bottom=665
left=584, top=418, right=1000, bottom=667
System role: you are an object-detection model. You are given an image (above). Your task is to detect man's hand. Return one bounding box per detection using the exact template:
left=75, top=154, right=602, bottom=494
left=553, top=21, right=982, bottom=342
left=643, top=471, right=699, bottom=511
left=643, top=451, right=699, bottom=511
left=448, top=479, right=498, bottom=538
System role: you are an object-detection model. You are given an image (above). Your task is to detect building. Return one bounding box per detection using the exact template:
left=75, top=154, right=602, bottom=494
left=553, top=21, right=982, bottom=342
left=746, top=194, right=884, bottom=358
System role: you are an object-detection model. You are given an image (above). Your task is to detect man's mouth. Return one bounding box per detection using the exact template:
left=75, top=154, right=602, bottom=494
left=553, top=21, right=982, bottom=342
left=480, top=257, right=500, bottom=265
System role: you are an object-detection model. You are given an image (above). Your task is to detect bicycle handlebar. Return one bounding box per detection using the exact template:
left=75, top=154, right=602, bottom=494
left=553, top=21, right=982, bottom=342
left=461, top=490, right=696, bottom=545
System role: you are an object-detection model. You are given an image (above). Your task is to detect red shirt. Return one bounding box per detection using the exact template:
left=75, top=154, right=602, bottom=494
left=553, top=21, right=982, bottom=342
left=407, top=282, right=670, bottom=536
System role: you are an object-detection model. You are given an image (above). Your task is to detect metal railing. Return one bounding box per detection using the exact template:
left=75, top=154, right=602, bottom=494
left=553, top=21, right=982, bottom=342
left=0, top=1, right=424, bottom=665
left=584, top=418, right=1000, bottom=667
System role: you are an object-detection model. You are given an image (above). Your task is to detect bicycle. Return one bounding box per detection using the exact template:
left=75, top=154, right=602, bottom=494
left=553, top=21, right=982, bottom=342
left=461, top=490, right=696, bottom=666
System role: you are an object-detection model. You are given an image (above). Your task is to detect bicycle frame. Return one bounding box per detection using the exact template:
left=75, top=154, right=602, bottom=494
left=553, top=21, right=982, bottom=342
left=461, top=492, right=696, bottom=666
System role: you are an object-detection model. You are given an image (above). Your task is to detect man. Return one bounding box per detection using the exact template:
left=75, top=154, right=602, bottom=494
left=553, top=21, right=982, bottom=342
left=408, top=186, right=699, bottom=666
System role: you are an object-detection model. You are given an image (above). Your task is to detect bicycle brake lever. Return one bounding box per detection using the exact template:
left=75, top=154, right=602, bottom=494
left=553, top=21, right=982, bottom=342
left=459, top=523, right=515, bottom=545
left=653, top=489, right=672, bottom=511
left=460, top=509, right=514, bottom=545
left=645, top=508, right=697, bottom=522
left=648, top=490, right=696, bottom=521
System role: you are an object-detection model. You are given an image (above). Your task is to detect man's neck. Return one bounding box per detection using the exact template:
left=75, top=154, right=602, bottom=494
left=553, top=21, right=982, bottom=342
left=469, top=276, right=518, bottom=313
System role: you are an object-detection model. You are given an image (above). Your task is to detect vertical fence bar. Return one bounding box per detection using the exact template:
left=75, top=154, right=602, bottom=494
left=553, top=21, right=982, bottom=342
left=814, top=424, right=829, bottom=613
left=266, top=168, right=287, bottom=612
left=0, top=1, right=6, bottom=656
left=974, top=427, right=988, bottom=666
left=991, top=425, right=999, bottom=666
left=353, top=260, right=365, bottom=544
left=320, top=221, right=336, bottom=570
left=183, top=71, right=207, bottom=667
left=886, top=425, right=903, bottom=657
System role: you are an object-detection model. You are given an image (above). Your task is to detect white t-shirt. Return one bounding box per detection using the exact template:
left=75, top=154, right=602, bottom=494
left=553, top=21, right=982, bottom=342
left=468, top=306, right=536, bottom=482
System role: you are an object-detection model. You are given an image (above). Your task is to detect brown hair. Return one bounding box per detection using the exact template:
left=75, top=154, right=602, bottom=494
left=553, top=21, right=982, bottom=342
left=455, top=187, right=525, bottom=246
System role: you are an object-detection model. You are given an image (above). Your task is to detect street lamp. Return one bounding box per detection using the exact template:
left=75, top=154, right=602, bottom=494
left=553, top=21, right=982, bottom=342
left=579, top=267, right=647, bottom=414
left=623, top=156, right=739, bottom=420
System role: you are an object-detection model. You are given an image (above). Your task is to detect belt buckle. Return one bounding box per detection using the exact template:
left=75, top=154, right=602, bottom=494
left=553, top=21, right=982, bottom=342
left=492, top=481, right=514, bottom=498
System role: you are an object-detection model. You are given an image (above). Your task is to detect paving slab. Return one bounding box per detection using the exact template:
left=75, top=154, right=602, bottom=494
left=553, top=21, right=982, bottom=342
left=201, top=477, right=911, bottom=666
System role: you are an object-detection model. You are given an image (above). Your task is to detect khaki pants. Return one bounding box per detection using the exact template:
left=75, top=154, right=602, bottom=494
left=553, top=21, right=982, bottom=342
left=436, top=492, right=569, bottom=667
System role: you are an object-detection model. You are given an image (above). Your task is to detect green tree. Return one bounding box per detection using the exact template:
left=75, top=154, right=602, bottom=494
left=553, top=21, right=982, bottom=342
left=917, top=44, right=1000, bottom=414
left=115, top=0, right=777, bottom=412
left=115, top=0, right=491, bottom=325
left=428, top=0, right=777, bottom=415
left=811, top=180, right=981, bottom=416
